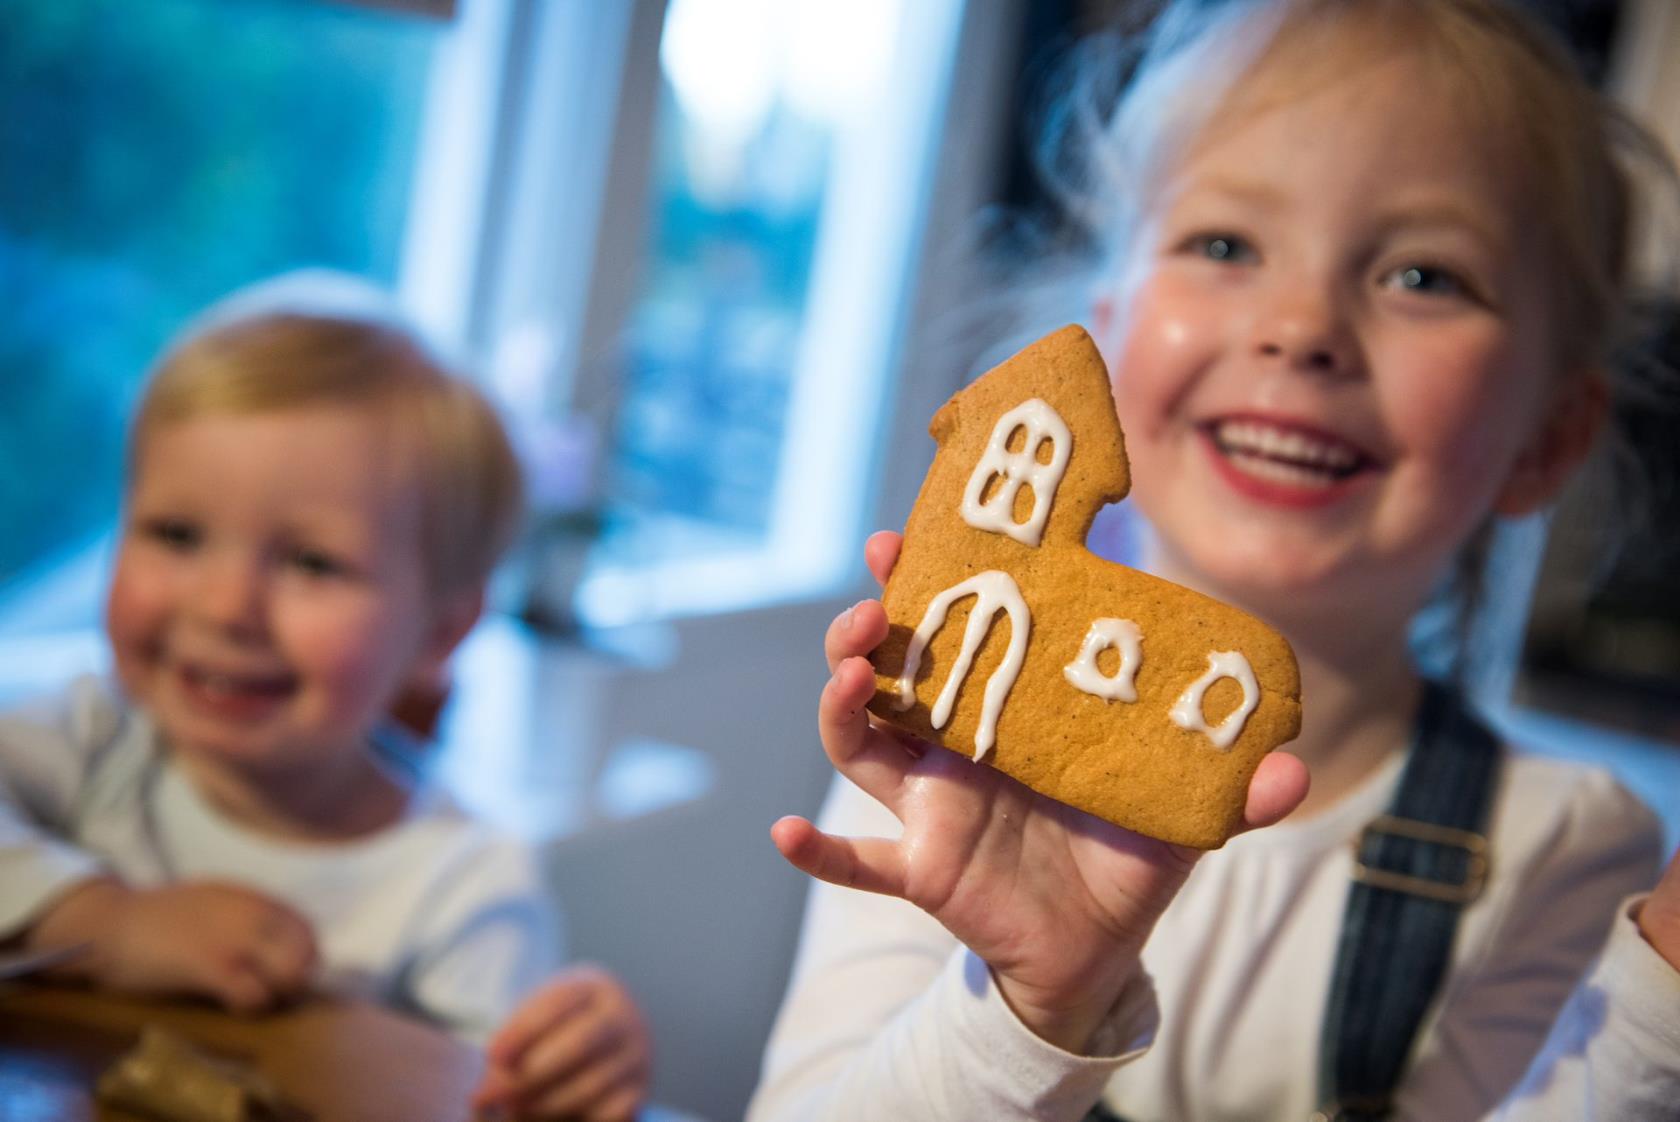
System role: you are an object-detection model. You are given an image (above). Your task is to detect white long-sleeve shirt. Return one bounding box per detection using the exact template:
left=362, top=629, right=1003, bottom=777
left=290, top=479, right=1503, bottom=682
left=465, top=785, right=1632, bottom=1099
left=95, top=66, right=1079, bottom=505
left=1491, top=894, right=1680, bottom=1120
left=0, top=675, right=560, bottom=1044
left=750, top=747, right=1666, bottom=1122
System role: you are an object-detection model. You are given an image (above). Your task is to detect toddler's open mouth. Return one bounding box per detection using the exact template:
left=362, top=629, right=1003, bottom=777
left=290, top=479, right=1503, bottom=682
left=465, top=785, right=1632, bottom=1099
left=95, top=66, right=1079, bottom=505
left=178, top=663, right=298, bottom=712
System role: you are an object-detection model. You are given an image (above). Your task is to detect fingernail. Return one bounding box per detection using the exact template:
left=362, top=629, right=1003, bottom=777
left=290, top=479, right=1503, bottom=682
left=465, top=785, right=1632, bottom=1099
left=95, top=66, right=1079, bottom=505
left=840, top=604, right=856, bottom=631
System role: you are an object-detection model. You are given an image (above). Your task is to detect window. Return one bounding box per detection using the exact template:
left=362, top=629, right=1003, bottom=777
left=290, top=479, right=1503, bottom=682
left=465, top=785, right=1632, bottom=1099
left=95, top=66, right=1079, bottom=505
left=567, top=0, right=968, bottom=625
left=0, top=0, right=441, bottom=631
left=0, top=0, right=976, bottom=643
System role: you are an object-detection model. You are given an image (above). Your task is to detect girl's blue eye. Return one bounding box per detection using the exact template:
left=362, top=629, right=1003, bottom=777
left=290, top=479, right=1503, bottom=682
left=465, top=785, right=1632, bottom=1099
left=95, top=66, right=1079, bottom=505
left=1391, top=264, right=1463, bottom=296
left=1189, top=234, right=1255, bottom=264
left=143, top=518, right=200, bottom=551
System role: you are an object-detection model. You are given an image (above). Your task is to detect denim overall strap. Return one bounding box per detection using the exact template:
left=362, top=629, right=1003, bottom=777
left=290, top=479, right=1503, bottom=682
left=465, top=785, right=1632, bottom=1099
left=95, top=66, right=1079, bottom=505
left=1313, top=681, right=1501, bottom=1122
left=1083, top=1101, right=1133, bottom=1122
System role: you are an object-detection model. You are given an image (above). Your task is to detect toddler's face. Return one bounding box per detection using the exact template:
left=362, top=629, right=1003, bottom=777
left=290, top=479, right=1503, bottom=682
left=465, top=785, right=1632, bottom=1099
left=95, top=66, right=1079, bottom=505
left=107, top=404, right=445, bottom=775
left=1095, top=51, right=1566, bottom=629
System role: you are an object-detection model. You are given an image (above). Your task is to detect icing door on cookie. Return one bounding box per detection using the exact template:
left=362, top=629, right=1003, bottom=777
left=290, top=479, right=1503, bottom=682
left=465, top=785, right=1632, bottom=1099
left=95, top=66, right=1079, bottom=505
left=960, top=399, right=1072, bottom=547
left=895, top=571, right=1030, bottom=761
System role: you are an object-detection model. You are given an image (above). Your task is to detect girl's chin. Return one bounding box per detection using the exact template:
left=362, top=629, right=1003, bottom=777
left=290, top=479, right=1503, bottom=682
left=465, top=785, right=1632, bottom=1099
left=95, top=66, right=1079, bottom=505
left=1147, top=548, right=1397, bottom=629
left=1149, top=544, right=1340, bottom=599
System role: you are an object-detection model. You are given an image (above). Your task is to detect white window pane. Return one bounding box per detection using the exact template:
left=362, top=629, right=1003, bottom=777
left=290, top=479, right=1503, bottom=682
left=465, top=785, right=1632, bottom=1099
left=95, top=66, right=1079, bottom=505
left=581, top=0, right=963, bottom=624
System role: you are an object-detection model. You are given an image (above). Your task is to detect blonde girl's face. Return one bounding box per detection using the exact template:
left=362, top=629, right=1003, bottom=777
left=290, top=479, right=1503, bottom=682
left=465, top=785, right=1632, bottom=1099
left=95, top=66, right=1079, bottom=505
left=106, top=404, right=451, bottom=777
left=1095, top=51, right=1575, bottom=629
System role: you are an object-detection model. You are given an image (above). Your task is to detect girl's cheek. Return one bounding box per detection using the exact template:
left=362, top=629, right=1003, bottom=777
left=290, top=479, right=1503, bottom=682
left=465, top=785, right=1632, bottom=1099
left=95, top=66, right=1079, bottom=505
left=1380, top=339, right=1527, bottom=468
left=1108, top=283, right=1209, bottom=428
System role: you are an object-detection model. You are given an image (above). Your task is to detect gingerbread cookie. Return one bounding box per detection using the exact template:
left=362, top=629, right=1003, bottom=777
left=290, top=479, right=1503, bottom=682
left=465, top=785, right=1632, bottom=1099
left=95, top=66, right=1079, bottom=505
left=868, top=325, right=1301, bottom=849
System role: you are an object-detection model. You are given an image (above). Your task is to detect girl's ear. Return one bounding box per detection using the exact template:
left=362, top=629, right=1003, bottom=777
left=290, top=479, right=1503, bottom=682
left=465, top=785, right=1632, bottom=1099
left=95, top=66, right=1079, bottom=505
left=1091, top=292, right=1119, bottom=350
left=1494, top=370, right=1608, bottom=517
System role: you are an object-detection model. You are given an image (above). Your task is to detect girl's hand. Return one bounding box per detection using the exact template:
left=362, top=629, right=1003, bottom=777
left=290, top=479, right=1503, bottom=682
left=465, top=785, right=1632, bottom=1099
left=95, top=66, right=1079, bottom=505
left=472, top=964, right=651, bottom=1122
left=26, top=877, right=318, bottom=1013
left=771, top=530, right=1310, bottom=1053
left=1638, top=847, right=1680, bottom=971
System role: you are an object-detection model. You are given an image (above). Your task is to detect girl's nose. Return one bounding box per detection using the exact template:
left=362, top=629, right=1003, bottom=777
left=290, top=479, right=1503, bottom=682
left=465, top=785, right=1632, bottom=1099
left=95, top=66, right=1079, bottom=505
left=1249, top=284, right=1358, bottom=378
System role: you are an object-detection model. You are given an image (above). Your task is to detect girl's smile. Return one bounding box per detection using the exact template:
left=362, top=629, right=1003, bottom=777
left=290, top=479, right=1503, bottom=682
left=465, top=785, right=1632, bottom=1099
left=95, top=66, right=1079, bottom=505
left=1198, top=413, right=1379, bottom=509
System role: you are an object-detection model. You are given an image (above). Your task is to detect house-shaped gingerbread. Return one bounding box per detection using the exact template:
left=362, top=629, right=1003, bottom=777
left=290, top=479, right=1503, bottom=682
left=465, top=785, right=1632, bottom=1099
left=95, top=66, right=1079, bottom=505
left=868, top=325, right=1301, bottom=849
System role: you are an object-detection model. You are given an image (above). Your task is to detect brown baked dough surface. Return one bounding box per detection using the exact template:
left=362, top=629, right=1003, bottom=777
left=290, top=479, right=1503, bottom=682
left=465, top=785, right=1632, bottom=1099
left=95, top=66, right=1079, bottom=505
left=868, top=325, right=1301, bottom=849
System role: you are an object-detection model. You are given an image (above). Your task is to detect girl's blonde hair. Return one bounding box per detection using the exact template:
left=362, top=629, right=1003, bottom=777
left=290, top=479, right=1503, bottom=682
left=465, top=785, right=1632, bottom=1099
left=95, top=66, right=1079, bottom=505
left=132, top=271, right=525, bottom=597
left=1042, top=0, right=1676, bottom=371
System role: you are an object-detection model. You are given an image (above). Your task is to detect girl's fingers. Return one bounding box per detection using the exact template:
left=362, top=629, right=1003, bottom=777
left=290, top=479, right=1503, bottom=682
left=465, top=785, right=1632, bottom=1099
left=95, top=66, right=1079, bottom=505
left=770, top=816, right=907, bottom=897
left=1240, top=751, right=1311, bottom=832
left=864, top=530, right=901, bottom=587
left=1636, top=847, right=1680, bottom=970
left=824, top=598, right=887, bottom=674
left=819, top=657, right=917, bottom=811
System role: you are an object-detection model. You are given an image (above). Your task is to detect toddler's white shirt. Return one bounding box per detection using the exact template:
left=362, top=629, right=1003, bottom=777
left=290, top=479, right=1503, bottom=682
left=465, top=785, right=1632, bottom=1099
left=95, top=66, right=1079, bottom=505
left=0, top=675, right=559, bottom=1044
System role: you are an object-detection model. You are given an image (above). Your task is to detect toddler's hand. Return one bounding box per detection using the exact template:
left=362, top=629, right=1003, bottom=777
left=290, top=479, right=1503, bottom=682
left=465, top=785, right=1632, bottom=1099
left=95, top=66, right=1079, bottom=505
left=472, top=964, right=651, bottom=1122
left=1638, top=847, right=1680, bottom=971
left=772, top=530, right=1310, bottom=1053
left=27, top=876, right=318, bottom=1013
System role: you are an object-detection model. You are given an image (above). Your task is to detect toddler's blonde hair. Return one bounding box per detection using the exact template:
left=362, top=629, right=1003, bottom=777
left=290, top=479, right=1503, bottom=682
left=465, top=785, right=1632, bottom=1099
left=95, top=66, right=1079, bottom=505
left=131, top=271, right=524, bottom=598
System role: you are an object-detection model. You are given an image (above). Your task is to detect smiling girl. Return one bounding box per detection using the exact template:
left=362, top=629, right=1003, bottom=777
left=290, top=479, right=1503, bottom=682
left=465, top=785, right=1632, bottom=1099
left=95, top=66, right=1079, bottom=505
left=750, top=2, right=1679, bottom=1119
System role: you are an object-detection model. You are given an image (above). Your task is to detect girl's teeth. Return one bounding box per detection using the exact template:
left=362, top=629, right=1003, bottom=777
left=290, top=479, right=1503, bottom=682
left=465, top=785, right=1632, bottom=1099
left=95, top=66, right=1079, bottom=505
left=1213, top=421, right=1360, bottom=472
left=1223, top=449, right=1339, bottom=488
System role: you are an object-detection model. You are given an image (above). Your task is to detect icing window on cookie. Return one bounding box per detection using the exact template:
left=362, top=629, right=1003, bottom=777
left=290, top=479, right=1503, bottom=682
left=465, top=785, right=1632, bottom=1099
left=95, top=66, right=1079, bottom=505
left=1170, top=651, right=1259, bottom=751
left=1063, top=618, right=1143, bottom=702
left=960, top=398, right=1072, bottom=547
left=894, top=570, right=1030, bottom=763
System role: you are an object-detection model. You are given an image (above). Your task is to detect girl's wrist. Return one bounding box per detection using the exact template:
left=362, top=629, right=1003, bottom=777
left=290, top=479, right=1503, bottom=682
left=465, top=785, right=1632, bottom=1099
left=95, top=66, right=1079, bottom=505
left=995, top=958, right=1150, bottom=1054
left=1636, top=894, right=1680, bottom=972
left=1636, top=856, right=1680, bottom=971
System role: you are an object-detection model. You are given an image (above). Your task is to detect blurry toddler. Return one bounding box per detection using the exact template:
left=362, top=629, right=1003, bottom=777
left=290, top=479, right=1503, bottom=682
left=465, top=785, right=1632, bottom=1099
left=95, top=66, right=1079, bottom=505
left=0, top=272, right=648, bottom=1122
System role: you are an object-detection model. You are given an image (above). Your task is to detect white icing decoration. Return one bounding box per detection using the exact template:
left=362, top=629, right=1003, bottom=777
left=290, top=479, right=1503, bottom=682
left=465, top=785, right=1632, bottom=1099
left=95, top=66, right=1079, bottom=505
left=894, top=571, right=1030, bottom=762
left=1063, top=618, right=1143, bottom=702
left=1169, top=651, right=1260, bottom=751
left=960, top=398, right=1072, bottom=547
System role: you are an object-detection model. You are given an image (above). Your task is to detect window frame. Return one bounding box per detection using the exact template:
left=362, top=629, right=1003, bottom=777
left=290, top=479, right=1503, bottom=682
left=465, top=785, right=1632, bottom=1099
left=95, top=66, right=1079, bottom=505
left=532, top=0, right=1005, bottom=625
